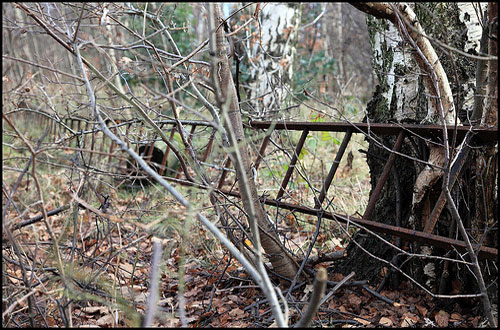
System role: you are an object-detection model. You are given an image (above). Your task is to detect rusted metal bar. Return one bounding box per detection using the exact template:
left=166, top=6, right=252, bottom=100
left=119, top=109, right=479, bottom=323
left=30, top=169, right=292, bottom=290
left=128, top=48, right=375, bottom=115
left=317, top=129, right=353, bottom=207
left=217, top=157, right=232, bottom=189
left=62, top=120, right=67, bottom=139
left=159, top=149, right=170, bottom=176
left=270, top=198, right=497, bottom=260
left=163, top=129, right=176, bottom=160
left=83, top=121, right=89, bottom=163
left=157, top=123, right=169, bottom=176
left=276, top=129, right=309, bottom=200
left=51, top=119, right=56, bottom=140
left=187, top=124, right=197, bottom=145
left=47, top=118, right=52, bottom=137
left=54, top=121, right=61, bottom=139
left=146, top=141, right=156, bottom=163
left=150, top=173, right=497, bottom=260
left=250, top=121, right=497, bottom=143
left=363, top=131, right=405, bottom=220
left=253, top=134, right=271, bottom=171
left=424, top=143, right=472, bottom=233
left=174, top=124, right=198, bottom=179
left=55, top=119, right=60, bottom=141
left=115, top=123, right=125, bottom=170
left=99, top=125, right=106, bottom=155
left=89, top=122, right=96, bottom=166
left=125, top=122, right=131, bottom=150
left=201, top=131, right=216, bottom=163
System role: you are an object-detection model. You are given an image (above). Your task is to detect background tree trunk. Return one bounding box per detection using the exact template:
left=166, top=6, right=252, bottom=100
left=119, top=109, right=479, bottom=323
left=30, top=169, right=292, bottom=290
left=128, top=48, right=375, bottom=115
left=327, top=3, right=344, bottom=94
left=337, top=3, right=426, bottom=286
left=472, top=2, right=498, bottom=303
left=245, top=3, right=301, bottom=119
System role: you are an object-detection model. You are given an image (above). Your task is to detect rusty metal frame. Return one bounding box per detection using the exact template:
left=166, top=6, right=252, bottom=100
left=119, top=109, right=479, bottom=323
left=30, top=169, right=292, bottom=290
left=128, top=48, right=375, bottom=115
left=249, top=120, right=497, bottom=143
left=142, top=176, right=497, bottom=260
left=41, top=115, right=497, bottom=260
left=245, top=120, right=497, bottom=260
left=317, top=129, right=352, bottom=207
left=276, top=129, right=309, bottom=200
left=363, top=131, right=405, bottom=220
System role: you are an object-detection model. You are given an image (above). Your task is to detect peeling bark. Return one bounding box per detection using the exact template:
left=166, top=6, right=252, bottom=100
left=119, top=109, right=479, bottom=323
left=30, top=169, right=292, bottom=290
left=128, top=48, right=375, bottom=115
left=246, top=3, right=301, bottom=118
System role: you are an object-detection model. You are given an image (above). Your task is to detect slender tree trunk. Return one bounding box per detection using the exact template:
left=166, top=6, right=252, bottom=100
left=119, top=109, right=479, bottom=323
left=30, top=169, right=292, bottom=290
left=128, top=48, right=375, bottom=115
left=472, top=2, right=498, bottom=304
left=209, top=3, right=300, bottom=281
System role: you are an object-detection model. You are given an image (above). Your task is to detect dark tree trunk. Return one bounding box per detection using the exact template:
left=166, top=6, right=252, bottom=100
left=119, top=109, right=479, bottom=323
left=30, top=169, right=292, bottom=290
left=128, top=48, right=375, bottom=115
left=336, top=86, right=418, bottom=286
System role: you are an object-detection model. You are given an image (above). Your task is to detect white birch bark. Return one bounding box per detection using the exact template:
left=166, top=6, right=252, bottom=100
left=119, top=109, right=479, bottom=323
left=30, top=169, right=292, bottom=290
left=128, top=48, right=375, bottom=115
left=247, top=3, right=301, bottom=118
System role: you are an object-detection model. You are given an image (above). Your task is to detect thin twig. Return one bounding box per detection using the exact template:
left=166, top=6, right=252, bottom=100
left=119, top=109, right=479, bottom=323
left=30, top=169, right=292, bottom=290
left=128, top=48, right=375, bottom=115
left=294, top=267, right=327, bottom=328
left=320, top=271, right=355, bottom=307
left=142, top=240, right=163, bottom=327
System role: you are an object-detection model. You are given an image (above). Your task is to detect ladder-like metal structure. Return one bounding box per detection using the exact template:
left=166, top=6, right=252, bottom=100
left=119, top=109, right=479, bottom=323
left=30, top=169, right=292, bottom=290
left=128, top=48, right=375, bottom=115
left=244, top=120, right=497, bottom=260
left=32, top=112, right=498, bottom=260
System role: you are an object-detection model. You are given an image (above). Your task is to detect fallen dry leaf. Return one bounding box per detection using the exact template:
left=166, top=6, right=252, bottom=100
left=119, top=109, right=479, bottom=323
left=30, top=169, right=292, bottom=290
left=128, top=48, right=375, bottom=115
left=470, top=315, right=481, bottom=327
left=118, top=263, right=134, bottom=277
left=82, top=306, right=107, bottom=315
left=435, top=310, right=449, bottom=327
left=161, top=317, right=181, bottom=327
left=416, top=304, right=428, bottom=317
left=379, top=316, right=393, bottom=326
left=348, top=294, right=362, bottom=307
left=450, top=312, right=463, bottom=322
left=78, top=325, right=100, bottom=328
left=229, top=308, right=245, bottom=319
left=354, top=317, right=371, bottom=325
left=96, top=313, right=115, bottom=326
left=400, top=316, right=417, bottom=327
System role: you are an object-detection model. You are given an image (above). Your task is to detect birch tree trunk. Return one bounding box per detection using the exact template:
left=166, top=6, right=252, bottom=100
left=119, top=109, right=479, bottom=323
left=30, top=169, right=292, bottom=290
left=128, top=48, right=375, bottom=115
left=246, top=3, right=301, bottom=119
left=339, top=3, right=497, bottom=300
left=337, top=3, right=425, bottom=286
left=327, top=2, right=344, bottom=94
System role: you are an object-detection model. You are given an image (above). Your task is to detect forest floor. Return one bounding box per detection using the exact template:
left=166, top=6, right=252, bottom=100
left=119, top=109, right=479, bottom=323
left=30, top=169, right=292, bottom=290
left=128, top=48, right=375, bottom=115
left=3, top=171, right=493, bottom=327
left=2, top=124, right=494, bottom=327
